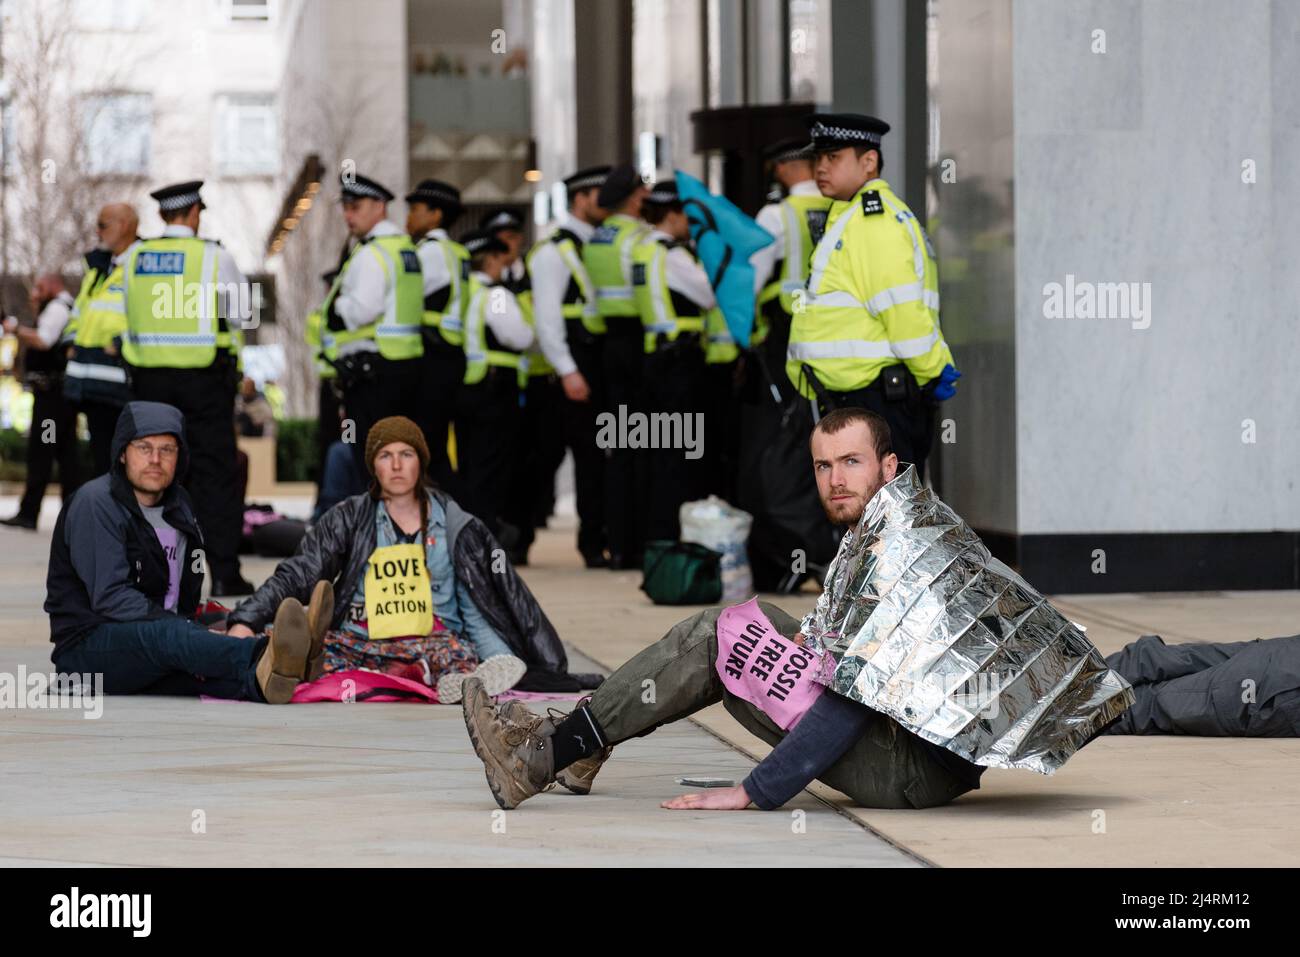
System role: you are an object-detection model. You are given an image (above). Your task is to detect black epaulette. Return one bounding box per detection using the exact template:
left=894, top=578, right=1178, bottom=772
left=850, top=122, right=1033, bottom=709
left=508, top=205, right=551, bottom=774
left=861, top=191, right=884, bottom=216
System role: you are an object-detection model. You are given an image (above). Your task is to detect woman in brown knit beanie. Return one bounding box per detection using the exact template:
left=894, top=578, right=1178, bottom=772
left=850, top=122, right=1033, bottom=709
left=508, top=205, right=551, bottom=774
left=364, top=415, right=433, bottom=532
left=230, top=415, right=529, bottom=701
left=321, top=416, right=525, bottom=699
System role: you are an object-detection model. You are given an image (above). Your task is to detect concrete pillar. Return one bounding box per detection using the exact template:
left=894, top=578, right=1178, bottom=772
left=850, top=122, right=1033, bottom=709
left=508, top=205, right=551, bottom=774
left=575, top=0, right=633, bottom=164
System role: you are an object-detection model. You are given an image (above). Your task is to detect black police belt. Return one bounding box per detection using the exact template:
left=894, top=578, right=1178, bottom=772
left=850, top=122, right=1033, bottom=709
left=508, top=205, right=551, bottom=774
left=650, top=328, right=703, bottom=353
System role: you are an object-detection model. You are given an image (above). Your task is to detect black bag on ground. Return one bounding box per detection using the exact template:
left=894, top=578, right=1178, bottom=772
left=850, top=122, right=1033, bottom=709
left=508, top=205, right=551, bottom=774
left=640, top=540, right=723, bottom=605
left=250, top=519, right=308, bottom=558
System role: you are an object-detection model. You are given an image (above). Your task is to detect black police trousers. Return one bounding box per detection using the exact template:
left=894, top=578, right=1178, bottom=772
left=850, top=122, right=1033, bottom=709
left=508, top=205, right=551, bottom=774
left=80, top=398, right=124, bottom=477
left=417, top=342, right=467, bottom=498
left=455, top=368, right=523, bottom=544
left=131, top=362, right=243, bottom=582
left=818, top=371, right=936, bottom=480
left=563, top=323, right=607, bottom=560
left=641, top=341, right=707, bottom=542
left=338, top=353, right=422, bottom=477
left=601, top=317, right=645, bottom=565
left=18, top=385, right=82, bottom=522
left=505, top=373, right=566, bottom=560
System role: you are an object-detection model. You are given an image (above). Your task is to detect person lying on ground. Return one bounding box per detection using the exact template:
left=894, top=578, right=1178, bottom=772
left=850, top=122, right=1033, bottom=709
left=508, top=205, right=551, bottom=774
left=46, top=400, right=323, bottom=703
left=226, top=415, right=597, bottom=701
left=1104, top=633, right=1300, bottom=736
left=463, top=407, right=1007, bottom=810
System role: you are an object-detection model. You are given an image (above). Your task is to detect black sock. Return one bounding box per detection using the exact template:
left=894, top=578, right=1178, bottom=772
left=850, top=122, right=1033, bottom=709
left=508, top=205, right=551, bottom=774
left=550, top=706, right=608, bottom=773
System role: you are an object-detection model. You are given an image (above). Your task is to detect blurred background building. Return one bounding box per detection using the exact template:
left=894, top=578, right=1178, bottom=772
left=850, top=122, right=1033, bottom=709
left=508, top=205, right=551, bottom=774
left=0, top=0, right=1295, bottom=591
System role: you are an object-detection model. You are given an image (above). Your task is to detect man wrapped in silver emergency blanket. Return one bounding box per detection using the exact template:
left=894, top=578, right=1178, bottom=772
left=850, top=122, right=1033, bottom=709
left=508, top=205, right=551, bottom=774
left=800, top=466, right=1134, bottom=775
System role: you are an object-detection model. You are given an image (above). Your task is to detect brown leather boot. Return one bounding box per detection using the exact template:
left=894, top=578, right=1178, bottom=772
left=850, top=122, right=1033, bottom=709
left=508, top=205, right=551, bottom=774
left=462, top=679, right=557, bottom=809
left=500, top=701, right=611, bottom=795
left=256, top=598, right=312, bottom=704
left=304, top=580, right=334, bottom=682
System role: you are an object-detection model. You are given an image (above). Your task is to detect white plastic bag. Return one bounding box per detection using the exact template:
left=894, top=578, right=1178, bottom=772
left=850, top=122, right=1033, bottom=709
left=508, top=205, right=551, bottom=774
left=680, top=496, right=753, bottom=603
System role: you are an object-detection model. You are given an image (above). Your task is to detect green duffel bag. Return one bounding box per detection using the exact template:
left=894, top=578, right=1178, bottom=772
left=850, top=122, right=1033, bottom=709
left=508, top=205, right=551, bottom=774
left=640, top=540, right=724, bottom=605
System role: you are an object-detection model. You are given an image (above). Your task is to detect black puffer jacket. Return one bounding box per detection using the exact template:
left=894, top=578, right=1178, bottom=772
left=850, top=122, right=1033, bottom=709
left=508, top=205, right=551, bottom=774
left=226, top=488, right=602, bottom=692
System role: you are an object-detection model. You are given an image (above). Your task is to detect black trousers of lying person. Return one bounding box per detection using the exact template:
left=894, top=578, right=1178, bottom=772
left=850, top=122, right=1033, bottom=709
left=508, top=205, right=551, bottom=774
left=1105, top=633, right=1300, bottom=736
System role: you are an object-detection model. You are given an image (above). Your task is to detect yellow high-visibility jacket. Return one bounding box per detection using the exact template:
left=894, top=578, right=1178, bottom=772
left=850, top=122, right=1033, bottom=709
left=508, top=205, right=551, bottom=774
left=786, top=177, right=951, bottom=397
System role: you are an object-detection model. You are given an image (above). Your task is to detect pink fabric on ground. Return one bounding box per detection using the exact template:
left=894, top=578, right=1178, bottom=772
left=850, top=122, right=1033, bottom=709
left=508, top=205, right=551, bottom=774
left=202, top=670, right=439, bottom=703
left=290, top=670, right=438, bottom=703
left=201, top=675, right=588, bottom=705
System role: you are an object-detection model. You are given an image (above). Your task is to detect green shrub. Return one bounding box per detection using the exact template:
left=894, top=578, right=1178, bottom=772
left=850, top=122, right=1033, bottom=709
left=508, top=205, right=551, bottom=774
left=0, top=427, right=95, bottom=483
left=275, top=418, right=319, bottom=483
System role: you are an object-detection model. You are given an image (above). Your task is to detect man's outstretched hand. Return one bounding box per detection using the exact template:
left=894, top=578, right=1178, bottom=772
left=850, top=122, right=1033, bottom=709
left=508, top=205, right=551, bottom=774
left=662, top=784, right=753, bottom=811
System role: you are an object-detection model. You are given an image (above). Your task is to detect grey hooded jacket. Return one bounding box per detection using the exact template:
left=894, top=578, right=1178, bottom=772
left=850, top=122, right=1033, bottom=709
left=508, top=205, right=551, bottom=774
left=46, top=401, right=204, bottom=660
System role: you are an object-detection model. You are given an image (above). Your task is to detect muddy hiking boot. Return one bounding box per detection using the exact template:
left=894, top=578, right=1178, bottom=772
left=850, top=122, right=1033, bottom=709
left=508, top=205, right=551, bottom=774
left=556, top=746, right=613, bottom=795
left=499, top=700, right=613, bottom=795
left=462, top=678, right=558, bottom=809
left=257, top=597, right=312, bottom=704
left=304, top=580, right=334, bottom=682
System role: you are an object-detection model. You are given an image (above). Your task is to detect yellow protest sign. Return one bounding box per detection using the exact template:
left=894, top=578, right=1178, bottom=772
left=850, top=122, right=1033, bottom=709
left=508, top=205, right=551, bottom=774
left=363, top=543, right=433, bottom=639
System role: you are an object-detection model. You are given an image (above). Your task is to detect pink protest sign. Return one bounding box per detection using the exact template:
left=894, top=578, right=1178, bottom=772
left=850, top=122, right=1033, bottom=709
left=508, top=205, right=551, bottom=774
left=715, top=598, right=831, bottom=730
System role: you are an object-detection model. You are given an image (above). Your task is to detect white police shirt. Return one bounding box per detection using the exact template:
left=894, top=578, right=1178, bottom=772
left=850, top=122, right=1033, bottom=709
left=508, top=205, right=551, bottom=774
left=526, top=213, right=597, bottom=377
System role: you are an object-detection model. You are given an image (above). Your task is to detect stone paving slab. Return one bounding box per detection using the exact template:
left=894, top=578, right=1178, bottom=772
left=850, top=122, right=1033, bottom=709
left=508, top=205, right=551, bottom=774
left=7, top=491, right=1299, bottom=867
left=0, top=497, right=917, bottom=868
left=519, top=523, right=1300, bottom=868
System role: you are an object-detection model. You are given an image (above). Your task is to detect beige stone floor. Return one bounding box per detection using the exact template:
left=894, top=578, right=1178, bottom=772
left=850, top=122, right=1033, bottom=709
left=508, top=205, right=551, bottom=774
left=3, top=489, right=1297, bottom=867
left=521, top=528, right=1300, bottom=868
left=0, top=498, right=914, bottom=867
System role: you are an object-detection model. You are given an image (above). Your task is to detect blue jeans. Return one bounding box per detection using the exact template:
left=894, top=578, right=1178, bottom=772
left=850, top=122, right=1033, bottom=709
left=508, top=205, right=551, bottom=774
left=54, top=617, right=267, bottom=701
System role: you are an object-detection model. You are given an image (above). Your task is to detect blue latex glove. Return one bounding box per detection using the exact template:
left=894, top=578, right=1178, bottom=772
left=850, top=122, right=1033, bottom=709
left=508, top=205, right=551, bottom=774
left=930, top=364, right=962, bottom=401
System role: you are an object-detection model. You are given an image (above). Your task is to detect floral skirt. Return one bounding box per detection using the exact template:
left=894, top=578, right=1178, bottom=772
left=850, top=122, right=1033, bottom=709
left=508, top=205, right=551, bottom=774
left=320, top=629, right=478, bottom=688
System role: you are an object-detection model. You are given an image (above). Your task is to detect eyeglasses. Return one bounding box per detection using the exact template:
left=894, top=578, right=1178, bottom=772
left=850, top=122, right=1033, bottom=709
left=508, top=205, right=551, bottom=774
left=129, top=440, right=179, bottom=460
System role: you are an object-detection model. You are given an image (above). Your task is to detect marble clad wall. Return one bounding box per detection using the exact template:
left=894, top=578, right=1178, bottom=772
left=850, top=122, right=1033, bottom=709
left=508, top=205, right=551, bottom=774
left=1014, top=0, right=1300, bottom=534
left=936, top=0, right=1299, bottom=538
left=932, top=0, right=1018, bottom=533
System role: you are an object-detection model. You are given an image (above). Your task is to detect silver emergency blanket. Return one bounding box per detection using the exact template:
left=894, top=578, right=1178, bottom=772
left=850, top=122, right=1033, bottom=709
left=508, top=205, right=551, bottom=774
left=801, top=466, right=1133, bottom=774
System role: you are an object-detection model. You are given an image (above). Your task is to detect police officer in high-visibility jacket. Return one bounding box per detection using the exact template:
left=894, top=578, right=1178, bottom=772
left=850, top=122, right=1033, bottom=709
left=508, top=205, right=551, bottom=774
left=120, top=180, right=251, bottom=595
left=750, top=138, right=832, bottom=402
left=516, top=165, right=610, bottom=567
left=405, top=179, right=469, bottom=491
left=789, top=113, right=961, bottom=479
left=484, top=204, right=552, bottom=554
left=322, top=173, right=425, bottom=476
left=633, top=180, right=716, bottom=541
left=582, top=164, right=649, bottom=569
left=64, top=203, right=139, bottom=475
left=455, top=229, right=535, bottom=546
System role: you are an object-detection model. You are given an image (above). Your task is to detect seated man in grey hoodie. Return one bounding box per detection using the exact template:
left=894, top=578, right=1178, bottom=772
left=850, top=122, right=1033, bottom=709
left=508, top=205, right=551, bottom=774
left=45, top=400, right=331, bottom=703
